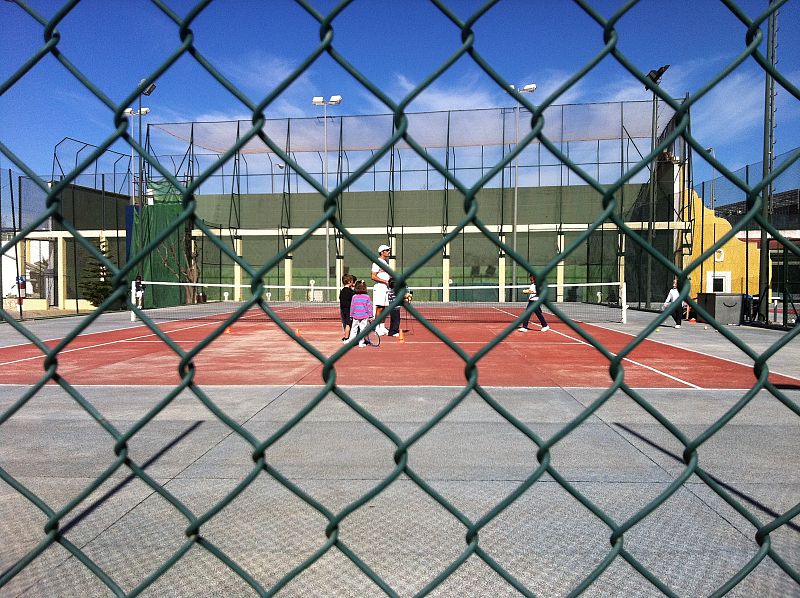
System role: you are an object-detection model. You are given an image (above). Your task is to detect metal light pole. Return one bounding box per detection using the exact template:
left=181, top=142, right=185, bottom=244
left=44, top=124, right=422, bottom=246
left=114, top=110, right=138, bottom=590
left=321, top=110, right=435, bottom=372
left=123, top=107, right=136, bottom=204
left=312, top=94, right=342, bottom=296
left=124, top=81, right=156, bottom=207
left=270, top=161, right=284, bottom=194
left=644, top=65, right=669, bottom=309
left=707, top=147, right=717, bottom=287
left=758, top=2, right=778, bottom=322
left=510, top=83, right=536, bottom=291
left=139, top=81, right=156, bottom=205
left=124, top=106, right=149, bottom=205
left=708, top=147, right=717, bottom=292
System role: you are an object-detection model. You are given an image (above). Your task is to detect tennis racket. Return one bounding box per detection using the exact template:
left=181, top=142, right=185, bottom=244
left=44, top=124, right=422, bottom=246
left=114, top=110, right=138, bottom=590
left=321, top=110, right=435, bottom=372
left=364, top=326, right=381, bottom=348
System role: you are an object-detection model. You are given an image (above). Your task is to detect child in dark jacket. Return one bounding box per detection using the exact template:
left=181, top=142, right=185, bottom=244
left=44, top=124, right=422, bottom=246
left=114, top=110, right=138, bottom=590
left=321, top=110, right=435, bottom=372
left=339, top=273, right=356, bottom=342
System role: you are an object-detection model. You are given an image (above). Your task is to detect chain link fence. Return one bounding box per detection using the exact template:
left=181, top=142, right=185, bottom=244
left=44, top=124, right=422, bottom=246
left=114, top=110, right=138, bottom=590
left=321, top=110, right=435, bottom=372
left=1, top=1, right=799, bottom=596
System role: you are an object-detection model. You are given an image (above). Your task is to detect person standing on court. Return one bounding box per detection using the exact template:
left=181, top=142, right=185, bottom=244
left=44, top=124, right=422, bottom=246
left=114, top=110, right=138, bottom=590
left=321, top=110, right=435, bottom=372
left=662, top=278, right=682, bottom=328
left=517, top=273, right=550, bottom=332
left=386, top=277, right=402, bottom=337
left=134, top=274, right=145, bottom=309
left=371, top=244, right=392, bottom=336
left=339, top=273, right=356, bottom=342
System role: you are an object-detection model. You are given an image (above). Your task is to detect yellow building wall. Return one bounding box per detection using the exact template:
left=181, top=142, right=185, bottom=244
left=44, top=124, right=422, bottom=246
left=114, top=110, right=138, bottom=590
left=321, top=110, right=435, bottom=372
left=685, top=190, right=761, bottom=297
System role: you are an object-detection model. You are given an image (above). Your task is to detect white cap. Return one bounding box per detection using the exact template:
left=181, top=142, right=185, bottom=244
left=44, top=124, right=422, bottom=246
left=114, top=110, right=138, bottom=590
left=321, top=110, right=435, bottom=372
left=378, top=244, right=390, bottom=253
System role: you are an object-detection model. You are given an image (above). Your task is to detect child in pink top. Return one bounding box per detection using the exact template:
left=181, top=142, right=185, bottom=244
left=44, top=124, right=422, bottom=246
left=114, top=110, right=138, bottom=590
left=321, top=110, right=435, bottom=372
left=348, top=280, right=374, bottom=347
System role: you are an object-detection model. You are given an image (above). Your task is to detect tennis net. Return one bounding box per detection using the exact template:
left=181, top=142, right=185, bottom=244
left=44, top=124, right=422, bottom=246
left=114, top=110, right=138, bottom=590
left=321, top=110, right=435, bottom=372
left=132, top=281, right=627, bottom=324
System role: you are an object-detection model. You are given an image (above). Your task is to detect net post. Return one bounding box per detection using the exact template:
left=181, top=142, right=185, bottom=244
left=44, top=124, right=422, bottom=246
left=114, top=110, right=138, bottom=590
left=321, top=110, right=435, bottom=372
left=335, top=230, right=346, bottom=295
left=498, top=234, right=506, bottom=302
left=233, top=237, right=243, bottom=302
left=621, top=282, right=628, bottom=324
left=389, top=233, right=397, bottom=271
left=442, top=242, right=450, bottom=303
left=556, top=230, right=565, bottom=300
left=130, top=280, right=137, bottom=322
left=284, top=247, right=293, bottom=301
left=57, top=235, right=68, bottom=310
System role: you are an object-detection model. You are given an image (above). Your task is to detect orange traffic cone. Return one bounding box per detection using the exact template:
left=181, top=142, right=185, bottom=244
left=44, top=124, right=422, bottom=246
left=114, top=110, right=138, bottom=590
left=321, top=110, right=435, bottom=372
left=295, top=328, right=301, bottom=337
left=398, top=329, right=405, bottom=343
left=225, top=326, right=233, bottom=334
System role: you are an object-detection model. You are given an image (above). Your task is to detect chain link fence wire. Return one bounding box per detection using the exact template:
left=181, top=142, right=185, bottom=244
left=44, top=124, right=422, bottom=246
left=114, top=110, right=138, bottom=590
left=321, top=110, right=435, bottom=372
left=1, top=0, right=799, bottom=595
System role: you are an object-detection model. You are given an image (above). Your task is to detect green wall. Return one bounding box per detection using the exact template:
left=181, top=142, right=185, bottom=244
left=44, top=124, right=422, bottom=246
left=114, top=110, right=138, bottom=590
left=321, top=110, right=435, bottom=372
left=194, top=184, right=645, bottom=289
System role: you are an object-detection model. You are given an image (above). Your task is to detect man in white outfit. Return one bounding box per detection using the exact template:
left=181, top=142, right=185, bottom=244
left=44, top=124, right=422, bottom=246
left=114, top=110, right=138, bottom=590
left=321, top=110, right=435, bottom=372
left=371, top=244, right=391, bottom=336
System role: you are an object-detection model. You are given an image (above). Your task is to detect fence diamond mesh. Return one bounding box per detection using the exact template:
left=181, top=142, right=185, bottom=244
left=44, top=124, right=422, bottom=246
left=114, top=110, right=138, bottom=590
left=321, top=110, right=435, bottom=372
left=1, top=1, right=799, bottom=596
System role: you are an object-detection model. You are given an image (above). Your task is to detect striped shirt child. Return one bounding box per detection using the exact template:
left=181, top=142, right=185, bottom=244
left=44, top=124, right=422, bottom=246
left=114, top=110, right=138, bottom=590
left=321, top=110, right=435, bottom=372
left=348, top=281, right=374, bottom=346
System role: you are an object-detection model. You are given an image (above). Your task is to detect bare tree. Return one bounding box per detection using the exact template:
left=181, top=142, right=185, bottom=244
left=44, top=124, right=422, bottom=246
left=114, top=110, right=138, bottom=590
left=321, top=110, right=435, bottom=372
left=156, top=220, right=199, bottom=303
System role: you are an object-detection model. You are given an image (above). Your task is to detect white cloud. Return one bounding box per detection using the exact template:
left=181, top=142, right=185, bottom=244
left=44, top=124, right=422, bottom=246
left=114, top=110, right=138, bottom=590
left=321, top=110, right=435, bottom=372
left=223, top=51, right=307, bottom=94
left=359, top=68, right=589, bottom=116
left=691, top=69, right=765, bottom=146
left=389, top=73, right=498, bottom=113
left=207, top=50, right=314, bottom=119
left=528, top=69, right=587, bottom=106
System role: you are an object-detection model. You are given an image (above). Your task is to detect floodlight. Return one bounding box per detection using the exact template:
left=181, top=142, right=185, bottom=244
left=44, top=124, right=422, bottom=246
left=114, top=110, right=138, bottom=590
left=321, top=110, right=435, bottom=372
left=644, top=64, right=670, bottom=90
left=510, top=83, right=536, bottom=93
left=123, top=108, right=134, bottom=116
left=142, top=82, right=157, bottom=96
left=139, top=107, right=150, bottom=115
left=328, top=95, right=342, bottom=105
left=312, top=96, right=325, bottom=105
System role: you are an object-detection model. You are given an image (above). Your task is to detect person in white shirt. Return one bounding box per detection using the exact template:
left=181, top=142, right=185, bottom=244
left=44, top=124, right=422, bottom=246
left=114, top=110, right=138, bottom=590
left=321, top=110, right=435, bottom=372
left=517, top=273, right=550, bottom=332
left=371, top=244, right=391, bottom=336
left=662, top=279, right=682, bottom=328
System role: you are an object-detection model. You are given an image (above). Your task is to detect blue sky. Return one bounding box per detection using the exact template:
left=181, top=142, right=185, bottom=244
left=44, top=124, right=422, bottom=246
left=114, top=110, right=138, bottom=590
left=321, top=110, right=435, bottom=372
left=1, top=0, right=798, bottom=187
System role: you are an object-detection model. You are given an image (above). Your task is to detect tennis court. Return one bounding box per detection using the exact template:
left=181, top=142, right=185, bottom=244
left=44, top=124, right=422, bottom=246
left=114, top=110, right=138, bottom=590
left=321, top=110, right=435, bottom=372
left=1, top=307, right=796, bottom=389
left=1, top=310, right=799, bottom=595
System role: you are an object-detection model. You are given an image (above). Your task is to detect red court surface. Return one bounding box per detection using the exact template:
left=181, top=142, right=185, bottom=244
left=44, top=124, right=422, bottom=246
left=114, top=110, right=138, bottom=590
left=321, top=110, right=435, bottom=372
left=1, top=319, right=797, bottom=389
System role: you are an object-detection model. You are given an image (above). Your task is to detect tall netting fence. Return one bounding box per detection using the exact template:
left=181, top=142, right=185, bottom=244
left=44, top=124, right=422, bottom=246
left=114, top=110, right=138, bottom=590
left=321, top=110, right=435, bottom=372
left=138, top=101, right=678, bottom=304
left=1, top=1, right=799, bottom=596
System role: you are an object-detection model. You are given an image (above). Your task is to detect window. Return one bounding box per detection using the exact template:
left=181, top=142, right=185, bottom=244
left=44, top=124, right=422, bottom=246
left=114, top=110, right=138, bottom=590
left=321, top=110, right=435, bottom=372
left=707, top=271, right=731, bottom=293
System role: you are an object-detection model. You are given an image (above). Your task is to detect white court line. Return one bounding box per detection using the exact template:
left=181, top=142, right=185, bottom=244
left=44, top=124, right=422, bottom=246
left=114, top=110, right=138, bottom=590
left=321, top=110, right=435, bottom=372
left=0, top=316, right=207, bottom=350
left=550, top=328, right=701, bottom=389
left=406, top=328, right=701, bottom=389
left=0, top=321, right=217, bottom=368
left=490, top=325, right=703, bottom=389
left=0, top=383, right=771, bottom=390
left=616, top=356, right=701, bottom=389
left=123, top=340, right=200, bottom=343
left=588, top=322, right=800, bottom=384
left=406, top=340, right=586, bottom=345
